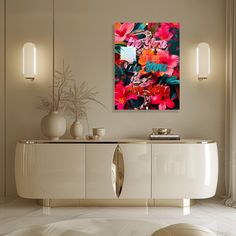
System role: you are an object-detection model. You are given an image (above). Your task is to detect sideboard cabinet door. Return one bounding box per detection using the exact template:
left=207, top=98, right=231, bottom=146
left=152, top=143, right=218, bottom=199
left=85, top=144, right=151, bottom=199
left=119, top=144, right=151, bottom=199
left=15, top=143, right=86, bottom=199
left=86, top=144, right=117, bottom=199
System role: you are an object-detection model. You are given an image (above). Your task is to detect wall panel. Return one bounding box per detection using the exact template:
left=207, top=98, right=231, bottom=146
left=5, top=0, right=226, bottom=196
left=6, top=0, right=52, bottom=196
left=55, top=0, right=226, bottom=195
left=0, top=0, right=5, bottom=197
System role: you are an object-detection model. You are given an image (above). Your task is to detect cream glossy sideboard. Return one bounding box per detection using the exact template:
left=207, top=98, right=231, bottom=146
left=15, top=139, right=218, bottom=205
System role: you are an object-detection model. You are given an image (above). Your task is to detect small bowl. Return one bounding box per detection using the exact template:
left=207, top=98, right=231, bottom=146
left=152, top=128, right=172, bottom=135
left=93, top=128, right=106, bottom=139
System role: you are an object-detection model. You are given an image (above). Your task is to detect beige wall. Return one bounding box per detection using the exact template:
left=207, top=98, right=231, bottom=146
left=5, top=0, right=52, bottom=196
left=1, top=0, right=226, bottom=196
left=0, top=0, right=5, bottom=197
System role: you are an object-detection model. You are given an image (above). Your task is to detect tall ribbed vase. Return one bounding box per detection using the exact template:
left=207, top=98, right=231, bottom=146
left=41, top=110, right=66, bottom=140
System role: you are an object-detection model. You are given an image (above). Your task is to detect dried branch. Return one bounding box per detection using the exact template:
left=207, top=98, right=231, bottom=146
left=37, top=61, right=105, bottom=123
left=37, top=61, right=74, bottom=112
left=64, top=81, right=105, bottom=121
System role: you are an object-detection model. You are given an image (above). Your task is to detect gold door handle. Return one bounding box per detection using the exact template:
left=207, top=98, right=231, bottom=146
left=112, top=145, right=124, bottom=198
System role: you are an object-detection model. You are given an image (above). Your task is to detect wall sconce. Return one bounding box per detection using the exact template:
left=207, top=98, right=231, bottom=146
left=22, top=42, right=36, bottom=80
left=196, top=42, right=210, bottom=80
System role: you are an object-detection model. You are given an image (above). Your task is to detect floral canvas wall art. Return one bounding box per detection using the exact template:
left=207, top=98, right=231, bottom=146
left=114, top=22, right=180, bottom=110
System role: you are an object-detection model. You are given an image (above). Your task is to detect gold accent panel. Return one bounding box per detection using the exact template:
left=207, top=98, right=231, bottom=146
left=112, top=145, right=124, bottom=198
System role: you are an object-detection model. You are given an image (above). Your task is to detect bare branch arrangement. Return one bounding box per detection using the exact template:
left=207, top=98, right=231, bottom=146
left=37, top=62, right=105, bottom=121
left=64, top=81, right=105, bottom=121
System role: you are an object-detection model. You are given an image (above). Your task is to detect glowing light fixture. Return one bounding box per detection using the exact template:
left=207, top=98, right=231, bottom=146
left=22, top=42, right=36, bottom=80
left=196, top=42, right=210, bottom=80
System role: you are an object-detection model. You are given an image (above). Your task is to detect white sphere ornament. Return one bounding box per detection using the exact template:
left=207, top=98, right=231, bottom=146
left=41, top=110, right=66, bottom=140
left=151, top=224, right=216, bottom=236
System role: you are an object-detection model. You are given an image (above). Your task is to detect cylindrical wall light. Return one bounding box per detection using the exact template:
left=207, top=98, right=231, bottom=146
left=196, top=42, right=210, bottom=80
left=22, top=42, right=36, bottom=80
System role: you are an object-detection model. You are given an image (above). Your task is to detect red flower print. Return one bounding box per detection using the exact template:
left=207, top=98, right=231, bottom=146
left=156, top=50, right=179, bottom=76
left=170, top=22, right=180, bottom=29
left=154, top=23, right=173, bottom=41
left=115, top=81, right=138, bottom=110
left=115, top=22, right=135, bottom=43
left=150, top=85, right=175, bottom=110
left=115, top=53, right=126, bottom=66
left=114, top=22, right=180, bottom=110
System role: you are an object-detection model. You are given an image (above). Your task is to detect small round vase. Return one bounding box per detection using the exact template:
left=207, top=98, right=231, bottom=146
left=70, top=120, right=83, bottom=139
left=41, top=110, right=66, bottom=140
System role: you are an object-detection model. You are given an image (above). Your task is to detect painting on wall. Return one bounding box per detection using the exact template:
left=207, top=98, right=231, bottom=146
left=114, top=22, right=180, bottom=110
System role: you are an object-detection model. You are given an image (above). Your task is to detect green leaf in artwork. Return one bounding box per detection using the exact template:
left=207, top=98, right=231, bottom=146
left=171, top=91, right=177, bottom=100
left=122, top=75, right=131, bottom=86
left=115, top=43, right=128, bottom=54
left=133, top=23, right=147, bottom=31
left=166, top=76, right=180, bottom=85
left=115, top=64, right=124, bottom=78
left=115, top=46, right=120, bottom=54
left=158, top=76, right=166, bottom=84
left=128, top=97, right=144, bottom=109
left=158, top=76, right=179, bottom=85
left=167, top=40, right=179, bottom=55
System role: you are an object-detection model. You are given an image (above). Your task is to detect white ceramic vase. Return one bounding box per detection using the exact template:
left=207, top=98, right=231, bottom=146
left=41, top=110, right=66, bottom=140
left=70, top=120, right=83, bottom=139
